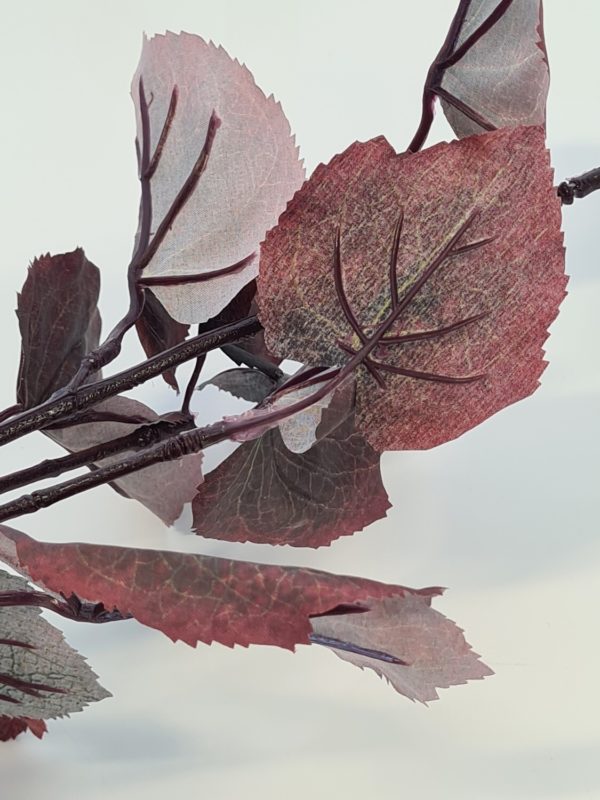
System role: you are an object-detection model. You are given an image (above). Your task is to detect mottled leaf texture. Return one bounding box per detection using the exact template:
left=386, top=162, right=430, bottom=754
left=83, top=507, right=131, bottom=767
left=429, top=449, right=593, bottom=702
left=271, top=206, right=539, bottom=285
left=16, top=249, right=101, bottom=408
left=131, top=32, right=305, bottom=323
left=49, top=397, right=203, bottom=526
left=0, top=569, right=109, bottom=722
left=259, top=126, right=566, bottom=451
left=311, top=594, right=491, bottom=703
left=439, top=0, right=548, bottom=138
left=0, top=526, right=490, bottom=702
left=193, top=410, right=389, bottom=547
left=135, top=291, right=189, bottom=390
left=0, top=716, right=46, bottom=742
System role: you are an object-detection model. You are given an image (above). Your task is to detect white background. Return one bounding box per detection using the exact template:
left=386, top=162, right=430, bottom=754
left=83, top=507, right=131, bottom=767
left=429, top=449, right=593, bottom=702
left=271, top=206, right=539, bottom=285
left=1, top=2, right=599, bottom=798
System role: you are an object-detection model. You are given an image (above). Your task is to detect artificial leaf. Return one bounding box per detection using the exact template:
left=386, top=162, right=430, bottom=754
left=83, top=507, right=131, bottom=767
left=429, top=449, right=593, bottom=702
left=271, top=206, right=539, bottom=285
left=16, top=249, right=101, bottom=408
left=0, top=526, right=490, bottom=702
left=49, top=397, right=203, bottom=527
left=135, top=291, right=189, bottom=390
left=199, top=367, right=277, bottom=404
left=311, top=594, right=491, bottom=703
left=258, top=126, right=566, bottom=451
left=0, top=716, right=46, bottom=741
left=131, top=32, right=305, bottom=324
left=193, top=408, right=389, bottom=547
left=0, top=569, right=110, bottom=721
left=438, top=0, right=548, bottom=138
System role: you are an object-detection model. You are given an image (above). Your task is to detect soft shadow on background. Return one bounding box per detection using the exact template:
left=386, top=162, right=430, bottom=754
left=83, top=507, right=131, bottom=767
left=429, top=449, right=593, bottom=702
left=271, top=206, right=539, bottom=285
left=0, top=2, right=599, bottom=799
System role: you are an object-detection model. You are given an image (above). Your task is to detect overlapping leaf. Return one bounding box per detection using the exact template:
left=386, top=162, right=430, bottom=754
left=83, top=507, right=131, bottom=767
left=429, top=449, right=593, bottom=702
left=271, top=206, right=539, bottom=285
left=135, top=291, right=189, bottom=390
left=16, top=249, right=101, bottom=409
left=131, top=32, right=305, bottom=324
left=438, top=0, right=548, bottom=138
left=15, top=251, right=203, bottom=525
left=258, top=126, right=566, bottom=451
left=0, top=569, right=109, bottom=723
left=0, top=526, right=490, bottom=701
left=0, top=716, right=46, bottom=742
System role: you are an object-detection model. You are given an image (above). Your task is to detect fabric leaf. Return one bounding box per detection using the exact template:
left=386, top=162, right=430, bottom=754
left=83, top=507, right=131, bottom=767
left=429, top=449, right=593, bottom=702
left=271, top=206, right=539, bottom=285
left=311, top=594, right=490, bottom=703
left=438, top=0, right=548, bottom=138
left=135, top=291, right=189, bottom=390
left=0, top=716, right=46, bottom=742
left=131, top=32, right=305, bottom=324
left=16, top=249, right=101, bottom=408
left=0, top=569, right=109, bottom=721
left=258, top=126, right=566, bottom=451
left=48, top=397, right=203, bottom=527
left=0, top=526, right=490, bottom=701
left=193, top=412, right=389, bottom=547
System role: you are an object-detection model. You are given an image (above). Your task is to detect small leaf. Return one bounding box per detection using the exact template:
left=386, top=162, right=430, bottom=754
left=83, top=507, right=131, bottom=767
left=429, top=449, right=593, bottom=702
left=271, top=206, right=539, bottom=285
left=131, top=32, right=305, bottom=323
left=438, top=0, right=549, bottom=138
left=0, top=569, right=110, bottom=722
left=258, top=126, right=566, bottom=451
left=0, top=716, right=46, bottom=741
left=199, top=367, right=277, bottom=404
left=193, top=411, right=389, bottom=547
left=0, top=527, right=489, bottom=700
left=311, top=594, right=492, bottom=703
left=16, top=249, right=101, bottom=408
left=135, top=291, right=189, bottom=390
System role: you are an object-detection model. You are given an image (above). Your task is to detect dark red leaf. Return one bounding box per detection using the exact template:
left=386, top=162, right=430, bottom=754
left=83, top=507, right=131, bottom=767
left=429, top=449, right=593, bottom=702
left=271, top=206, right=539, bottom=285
left=16, top=249, right=101, bottom=408
left=193, top=412, right=389, bottom=547
left=0, top=716, right=46, bottom=741
left=258, top=126, right=566, bottom=451
left=135, top=291, right=189, bottom=390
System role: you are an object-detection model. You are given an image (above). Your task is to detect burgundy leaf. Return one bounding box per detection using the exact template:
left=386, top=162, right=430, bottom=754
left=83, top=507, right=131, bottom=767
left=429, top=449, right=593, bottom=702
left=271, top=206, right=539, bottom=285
left=49, top=397, right=203, bottom=527
left=258, top=126, right=566, bottom=451
left=311, top=594, right=492, bottom=703
left=0, top=527, right=489, bottom=700
left=131, top=32, right=305, bottom=323
left=16, top=249, right=101, bottom=408
left=0, top=569, right=109, bottom=723
left=438, top=0, right=548, bottom=138
left=193, top=411, right=389, bottom=547
left=135, top=291, right=189, bottom=390
left=0, top=716, right=46, bottom=741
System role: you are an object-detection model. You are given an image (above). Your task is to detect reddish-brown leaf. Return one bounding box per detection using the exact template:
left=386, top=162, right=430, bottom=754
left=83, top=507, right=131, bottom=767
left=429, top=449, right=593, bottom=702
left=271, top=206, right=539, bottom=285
left=16, top=249, right=101, bottom=408
left=258, top=126, right=566, bottom=451
left=0, top=716, right=46, bottom=741
left=192, top=412, right=389, bottom=547
left=135, top=291, right=189, bottom=390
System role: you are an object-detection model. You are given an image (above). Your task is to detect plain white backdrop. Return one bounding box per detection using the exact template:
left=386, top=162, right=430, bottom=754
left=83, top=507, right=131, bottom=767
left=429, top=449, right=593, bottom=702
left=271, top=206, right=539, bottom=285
left=0, top=2, right=600, bottom=798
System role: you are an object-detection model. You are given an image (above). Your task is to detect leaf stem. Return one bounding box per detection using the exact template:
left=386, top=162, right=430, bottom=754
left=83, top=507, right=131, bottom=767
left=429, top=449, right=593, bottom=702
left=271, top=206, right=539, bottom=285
left=558, top=166, right=600, bottom=205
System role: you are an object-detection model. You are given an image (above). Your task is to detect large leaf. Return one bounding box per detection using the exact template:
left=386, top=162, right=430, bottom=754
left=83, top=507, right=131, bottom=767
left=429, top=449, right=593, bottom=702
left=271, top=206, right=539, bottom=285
left=258, top=126, right=566, bottom=451
left=0, top=526, right=491, bottom=701
left=0, top=569, right=109, bottom=722
left=16, top=252, right=203, bottom=525
left=130, top=32, right=305, bottom=324
left=16, top=249, right=101, bottom=408
left=438, top=0, right=548, bottom=138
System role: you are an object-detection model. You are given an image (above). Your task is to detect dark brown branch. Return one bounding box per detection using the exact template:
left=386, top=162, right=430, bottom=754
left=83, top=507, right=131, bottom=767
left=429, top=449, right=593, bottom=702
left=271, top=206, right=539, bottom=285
left=558, top=167, right=600, bottom=205
left=181, top=333, right=205, bottom=417
left=0, top=416, right=194, bottom=496
left=0, top=404, right=22, bottom=425
left=0, top=315, right=260, bottom=447
left=221, top=344, right=284, bottom=382
left=0, top=590, right=131, bottom=623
